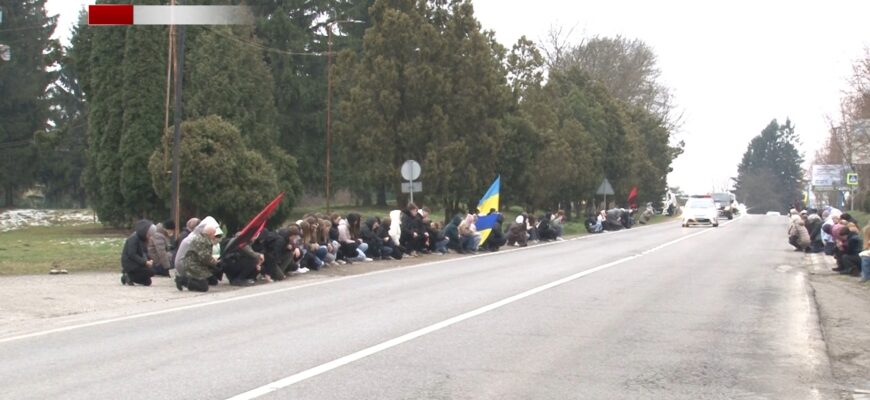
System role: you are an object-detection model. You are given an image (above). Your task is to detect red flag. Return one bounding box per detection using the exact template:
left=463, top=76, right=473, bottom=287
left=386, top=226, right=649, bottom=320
left=222, top=192, right=285, bottom=256
left=628, top=186, right=638, bottom=209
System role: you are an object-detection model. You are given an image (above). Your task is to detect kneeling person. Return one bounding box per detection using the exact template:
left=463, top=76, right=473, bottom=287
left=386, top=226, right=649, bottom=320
left=121, top=219, right=156, bottom=286
left=176, top=218, right=221, bottom=292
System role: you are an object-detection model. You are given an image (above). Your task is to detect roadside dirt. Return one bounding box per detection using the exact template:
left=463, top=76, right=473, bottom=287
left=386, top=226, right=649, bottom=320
left=803, top=252, right=870, bottom=399
left=0, top=248, right=502, bottom=339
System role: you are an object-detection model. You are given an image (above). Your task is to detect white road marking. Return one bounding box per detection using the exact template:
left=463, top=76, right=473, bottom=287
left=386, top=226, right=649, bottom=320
left=225, top=218, right=739, bottom=400
left=0, top=217, right=687, bottom=345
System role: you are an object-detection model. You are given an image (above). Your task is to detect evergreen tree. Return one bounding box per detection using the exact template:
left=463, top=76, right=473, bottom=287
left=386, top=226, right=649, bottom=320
left=119, top=11, right=167, bottom=219
left=735, top=119, right=804, bottom=213
left=149, top=116, right=281, bottom=232
left=0, top=0, right=59, bottom=206
left=254, top=0, right=373, bottom=194
left=336, top=0, right=511, bottom=213
left=80, top=0, right=128, bottom=225
left=36, top=11, right=88, bottom=208
left=183, top=25, right=302, bottom=222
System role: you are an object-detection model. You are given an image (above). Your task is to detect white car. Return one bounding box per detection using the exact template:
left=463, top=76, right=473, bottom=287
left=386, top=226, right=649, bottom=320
left=682, top=196, right=719, bottom=227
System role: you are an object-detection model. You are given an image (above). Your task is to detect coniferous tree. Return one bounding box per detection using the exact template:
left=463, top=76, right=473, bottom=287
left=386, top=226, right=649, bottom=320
left=735, top=119, right=804, bottom=213
left=0, top=0, right=59, bottom=206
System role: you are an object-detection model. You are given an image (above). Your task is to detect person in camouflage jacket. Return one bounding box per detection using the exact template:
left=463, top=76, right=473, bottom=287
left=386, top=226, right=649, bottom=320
left=176, top=217, right=221, bottom=292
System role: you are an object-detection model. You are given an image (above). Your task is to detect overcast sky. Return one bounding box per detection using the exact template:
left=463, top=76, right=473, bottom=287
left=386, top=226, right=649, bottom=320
left=47, top=0, right=870, bottom=195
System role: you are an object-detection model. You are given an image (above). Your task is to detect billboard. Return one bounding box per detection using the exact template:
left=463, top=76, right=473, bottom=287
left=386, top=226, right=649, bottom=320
left=812, top=164, right=846, bottom=191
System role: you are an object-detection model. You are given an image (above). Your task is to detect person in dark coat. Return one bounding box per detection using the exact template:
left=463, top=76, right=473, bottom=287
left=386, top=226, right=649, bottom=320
left=121, top=219, right=156, bottom=286
left=804, top=210, right=824, bottom=253
left=537, top=213, right=557, bottom=241
left=377, top=217, right=403, bottom=260
left=482, top=213, right=507, bottom=251
left=835, top=223, right=863, bottom=276
left=219, top=231, right=263, bottom=286
left=604, top=209, right=624, bottom=231
left=253, top=229, right=287, bottom=281
left=443, top=214, right=463, bottom=252
left=400, top=203, right=427, bottom=256
left=506, top=214, right=528, bottom=247
left=362, top=217, right=394, bottom=259
left=280, top=226, right=316, bottom=274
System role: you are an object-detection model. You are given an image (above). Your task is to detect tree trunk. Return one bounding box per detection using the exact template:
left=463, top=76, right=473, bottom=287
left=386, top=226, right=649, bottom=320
left=361, top=190, right=372, bottom=207
left=376, top=184, right=387, bottom=207
left=3, top=186, right=14, bottom=208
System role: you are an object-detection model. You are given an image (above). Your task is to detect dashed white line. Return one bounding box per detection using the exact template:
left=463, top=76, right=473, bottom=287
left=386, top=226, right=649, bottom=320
left=225, top=218, right=739, bottom=400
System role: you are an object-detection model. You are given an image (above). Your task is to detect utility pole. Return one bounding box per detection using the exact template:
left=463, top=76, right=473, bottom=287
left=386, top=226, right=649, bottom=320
left=164, top=0, right=176, bottom=234
left=170, top=26, right=186, bottom=236
left=326, top=23, right=334, bottom=213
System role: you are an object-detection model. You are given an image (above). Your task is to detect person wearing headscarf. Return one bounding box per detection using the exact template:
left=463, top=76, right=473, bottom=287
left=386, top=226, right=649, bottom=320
left=458, top=213, right=480, bottom=253
left=506, top=214, right=529, bottom=247
left=177, top=217, right=200, bottom=247
left=175, top=217, right=222, bottom=292
left=147, top=220, right=175, bottom=277
left=121, top=220, right=155, bottom=286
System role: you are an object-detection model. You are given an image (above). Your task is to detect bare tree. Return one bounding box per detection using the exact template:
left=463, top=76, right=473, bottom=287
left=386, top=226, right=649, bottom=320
left=542, top=32, right=681, bottom=129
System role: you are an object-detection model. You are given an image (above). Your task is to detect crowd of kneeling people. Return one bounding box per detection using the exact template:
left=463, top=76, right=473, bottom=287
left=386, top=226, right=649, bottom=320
left=120, top=203, right=573, bottom=291
left=787, top=207, right=870, bottom=283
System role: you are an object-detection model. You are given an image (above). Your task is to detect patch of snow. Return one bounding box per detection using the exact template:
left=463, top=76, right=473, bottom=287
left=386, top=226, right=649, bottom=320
left=0, top=209, right=99, bottom=232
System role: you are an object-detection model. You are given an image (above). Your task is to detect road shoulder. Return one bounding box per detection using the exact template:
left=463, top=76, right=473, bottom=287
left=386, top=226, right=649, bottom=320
left=804, top=252, right=870, bottom=399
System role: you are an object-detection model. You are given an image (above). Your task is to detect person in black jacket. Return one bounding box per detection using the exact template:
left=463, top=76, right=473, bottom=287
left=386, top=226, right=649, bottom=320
left=253, top=229, right=286, bottom=281
left=120, top=219, right=156, bottom=286
left=219, top=231, right=263, bottom=286
left=482, top=213, right=507, bottom=252
left=836, top=223, right=863, bottom=276
left=400, top=203, right=427, bottom=257
left=537, top=213, right=557, bottom=241
left=377, top=217, right=403, bottom=260
left=361, top=217, right=393, bottom=259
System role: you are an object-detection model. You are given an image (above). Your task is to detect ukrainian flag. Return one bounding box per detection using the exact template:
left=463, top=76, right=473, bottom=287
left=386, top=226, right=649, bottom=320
left=476, top=176, right=500, bottom=245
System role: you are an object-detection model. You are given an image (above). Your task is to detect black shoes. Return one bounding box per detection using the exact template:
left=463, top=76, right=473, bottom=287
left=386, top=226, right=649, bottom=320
left=175, top=275, right=185, bottom=291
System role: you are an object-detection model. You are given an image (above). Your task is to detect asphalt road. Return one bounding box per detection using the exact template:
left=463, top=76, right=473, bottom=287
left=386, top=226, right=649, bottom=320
left=0, top=215, right=835, bottom=399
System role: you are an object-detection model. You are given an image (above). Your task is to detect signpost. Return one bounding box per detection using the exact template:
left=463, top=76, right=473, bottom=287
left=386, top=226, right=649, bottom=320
left=596, top=178, right=615, bottom=209
left=400, top=160, right=422, bottom=203
left=847, top=173, right=859, bottom=211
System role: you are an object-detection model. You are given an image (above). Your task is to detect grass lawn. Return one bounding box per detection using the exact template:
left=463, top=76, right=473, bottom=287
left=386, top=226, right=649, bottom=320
left=0, top=224, right=127, bottom=276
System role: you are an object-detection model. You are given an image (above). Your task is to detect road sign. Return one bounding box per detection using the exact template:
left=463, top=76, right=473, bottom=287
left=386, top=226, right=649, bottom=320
left=596, top=178, right=614, bottom=196
left=847, top=173, right=859, bottom=186
left=811, top=165, right=845, bottom=187
left=401, top=182, right=423, bottom=193
left=400, top=160, right=421, bottom=181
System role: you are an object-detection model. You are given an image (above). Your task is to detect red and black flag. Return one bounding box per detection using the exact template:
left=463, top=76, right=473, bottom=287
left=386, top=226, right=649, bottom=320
left=221, top=192, right=285, bottom=256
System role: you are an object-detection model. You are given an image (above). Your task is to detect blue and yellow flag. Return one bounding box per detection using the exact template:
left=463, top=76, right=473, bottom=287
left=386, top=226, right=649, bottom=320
left=476, top=176, right=500, bottom=245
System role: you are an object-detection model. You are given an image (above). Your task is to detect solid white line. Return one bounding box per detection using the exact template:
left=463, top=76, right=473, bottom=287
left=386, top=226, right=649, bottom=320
left=225, top=219, right=734, bottom=400
left=0, top=219, right=675, bottom=345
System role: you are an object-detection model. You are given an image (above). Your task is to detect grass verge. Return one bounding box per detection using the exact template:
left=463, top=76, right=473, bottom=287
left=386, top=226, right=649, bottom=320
left=0, top=224, right=127, bottom=276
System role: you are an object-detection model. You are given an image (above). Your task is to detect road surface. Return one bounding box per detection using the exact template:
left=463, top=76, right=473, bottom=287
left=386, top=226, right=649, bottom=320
left=0, top=215, right=835, bottom=399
